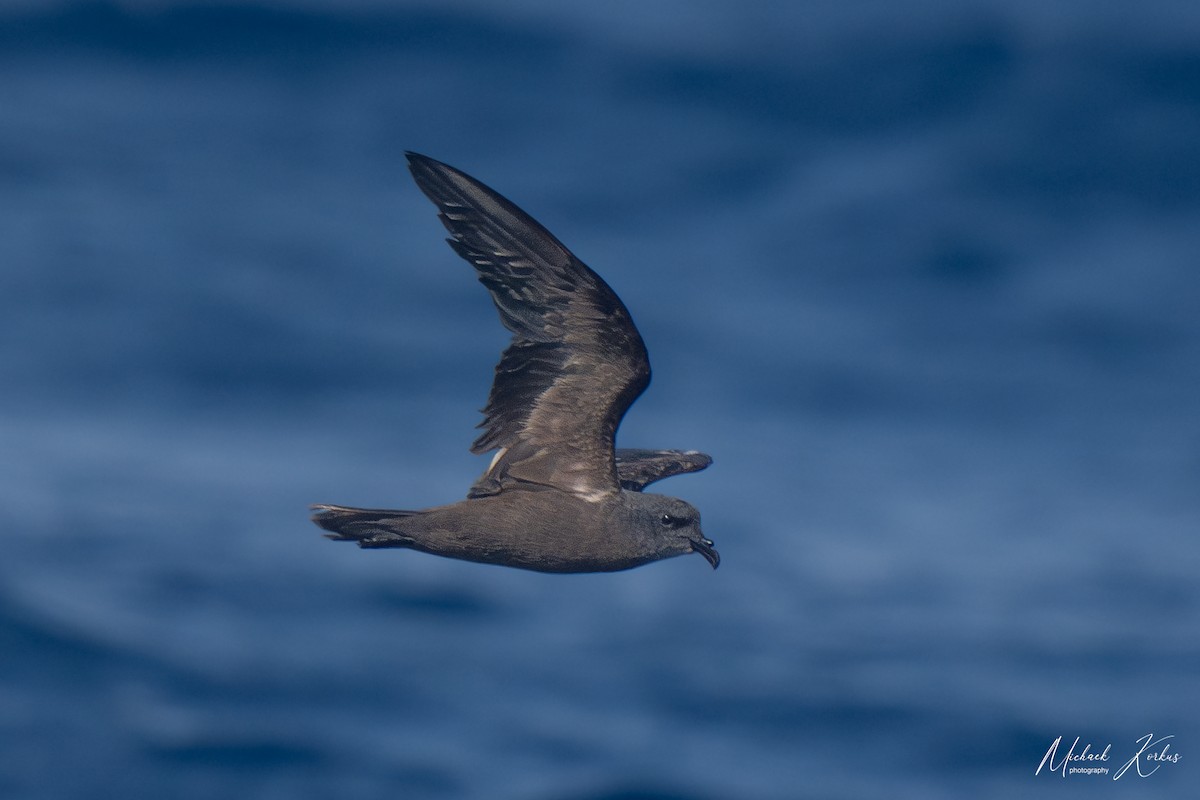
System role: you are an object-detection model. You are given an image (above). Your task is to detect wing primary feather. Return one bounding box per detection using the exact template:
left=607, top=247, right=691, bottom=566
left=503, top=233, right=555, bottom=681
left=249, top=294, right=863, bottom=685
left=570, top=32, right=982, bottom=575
left=406, top=152, right=653, bottom=501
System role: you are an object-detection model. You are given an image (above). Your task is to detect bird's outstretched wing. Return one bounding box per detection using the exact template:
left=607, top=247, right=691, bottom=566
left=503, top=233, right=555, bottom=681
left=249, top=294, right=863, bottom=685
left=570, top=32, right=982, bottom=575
left=407, top=153, right=650, bottom=501
left=613, top=449, right=713, bottom=492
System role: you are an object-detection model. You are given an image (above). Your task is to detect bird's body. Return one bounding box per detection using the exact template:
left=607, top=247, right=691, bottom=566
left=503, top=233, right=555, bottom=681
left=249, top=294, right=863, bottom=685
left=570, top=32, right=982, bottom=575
left=312, top=153, right=716, bottom=573
left=314, top=489, right=710, bottom=573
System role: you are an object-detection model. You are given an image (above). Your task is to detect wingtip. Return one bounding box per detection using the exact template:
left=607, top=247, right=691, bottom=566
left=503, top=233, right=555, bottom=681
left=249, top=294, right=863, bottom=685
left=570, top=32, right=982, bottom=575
left=405, top=151, right=453, bottom=174
left=310, top=504, right=336, bottom=528
left=404, top=151, right=443, bottom=181
left=405, top=152, right=471, bottom=202
left=685, top=451, right=714, bottom=469
left=404, top=151, right=432, bottom=174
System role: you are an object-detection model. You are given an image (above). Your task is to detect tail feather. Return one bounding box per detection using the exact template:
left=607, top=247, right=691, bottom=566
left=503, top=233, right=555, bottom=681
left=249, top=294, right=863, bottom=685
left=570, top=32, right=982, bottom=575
left=310, top=504, right=419, bottom=548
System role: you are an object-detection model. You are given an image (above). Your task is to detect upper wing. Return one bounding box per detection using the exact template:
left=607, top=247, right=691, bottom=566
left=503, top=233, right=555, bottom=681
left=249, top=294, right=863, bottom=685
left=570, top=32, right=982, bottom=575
left=613, top=449, right=713, bottom=492
left=407, top=153, right=650, bottom=501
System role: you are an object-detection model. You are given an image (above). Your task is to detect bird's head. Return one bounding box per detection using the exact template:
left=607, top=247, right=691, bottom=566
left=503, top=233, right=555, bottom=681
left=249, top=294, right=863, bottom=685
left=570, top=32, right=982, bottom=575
left=622, top=492, right=719, bottom=569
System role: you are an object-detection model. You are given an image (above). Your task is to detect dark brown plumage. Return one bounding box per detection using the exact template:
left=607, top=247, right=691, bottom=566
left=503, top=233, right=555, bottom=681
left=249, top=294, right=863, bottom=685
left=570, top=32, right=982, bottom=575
left=311, top=153, right=716, bottom=573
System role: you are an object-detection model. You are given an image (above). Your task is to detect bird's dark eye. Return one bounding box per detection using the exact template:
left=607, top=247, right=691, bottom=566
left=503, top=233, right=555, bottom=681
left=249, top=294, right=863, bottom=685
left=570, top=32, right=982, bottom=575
left=660, top=514, right=681, bottom=527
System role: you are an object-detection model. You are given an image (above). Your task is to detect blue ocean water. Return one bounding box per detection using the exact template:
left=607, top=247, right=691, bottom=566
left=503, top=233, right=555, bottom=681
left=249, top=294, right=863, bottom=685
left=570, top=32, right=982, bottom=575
left=2, top=1, right=1198, bottom=797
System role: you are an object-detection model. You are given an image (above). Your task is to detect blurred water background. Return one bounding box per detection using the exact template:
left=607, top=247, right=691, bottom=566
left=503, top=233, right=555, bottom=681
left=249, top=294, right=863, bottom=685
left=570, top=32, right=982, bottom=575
left=2, top=1, right=1198, bottom=798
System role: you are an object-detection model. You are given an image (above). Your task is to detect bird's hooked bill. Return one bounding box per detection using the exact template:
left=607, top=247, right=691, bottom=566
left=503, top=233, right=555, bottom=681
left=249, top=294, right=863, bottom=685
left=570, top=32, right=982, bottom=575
left=691, top=537, right=720, bottom=569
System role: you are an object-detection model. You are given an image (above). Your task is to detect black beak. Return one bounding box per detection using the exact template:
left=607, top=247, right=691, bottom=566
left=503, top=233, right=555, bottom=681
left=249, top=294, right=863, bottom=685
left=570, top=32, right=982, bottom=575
left=690, top=537, right=720, bottom=569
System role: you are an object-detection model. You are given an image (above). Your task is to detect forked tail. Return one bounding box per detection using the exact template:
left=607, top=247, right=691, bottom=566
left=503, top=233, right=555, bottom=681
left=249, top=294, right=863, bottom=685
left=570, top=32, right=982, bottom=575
left=310, top=504, right=420, bottom=548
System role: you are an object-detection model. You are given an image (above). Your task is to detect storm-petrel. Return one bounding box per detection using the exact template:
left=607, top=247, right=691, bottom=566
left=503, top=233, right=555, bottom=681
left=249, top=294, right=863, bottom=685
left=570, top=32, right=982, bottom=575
left=311, top=153, right=716, bottom=572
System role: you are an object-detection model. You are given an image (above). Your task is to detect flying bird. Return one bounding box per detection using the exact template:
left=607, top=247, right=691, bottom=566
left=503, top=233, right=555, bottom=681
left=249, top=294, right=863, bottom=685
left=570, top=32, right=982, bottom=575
left=312, top=153, right=716, bottom=573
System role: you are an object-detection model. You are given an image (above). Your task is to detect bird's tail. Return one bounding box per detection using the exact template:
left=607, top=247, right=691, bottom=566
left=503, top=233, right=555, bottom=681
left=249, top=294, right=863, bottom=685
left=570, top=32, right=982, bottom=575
left=310, top=504, right=421, bottom=548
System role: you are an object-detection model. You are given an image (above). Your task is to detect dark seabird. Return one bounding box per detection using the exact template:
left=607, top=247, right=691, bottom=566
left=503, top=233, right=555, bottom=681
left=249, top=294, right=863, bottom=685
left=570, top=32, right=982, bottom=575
left=311, top=153, right=717, bottom=573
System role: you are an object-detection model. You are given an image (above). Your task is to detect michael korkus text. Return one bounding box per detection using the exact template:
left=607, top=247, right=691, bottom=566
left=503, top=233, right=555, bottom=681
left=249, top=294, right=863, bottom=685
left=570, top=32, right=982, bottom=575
left=1036, top=734, right=1181, bottom=780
